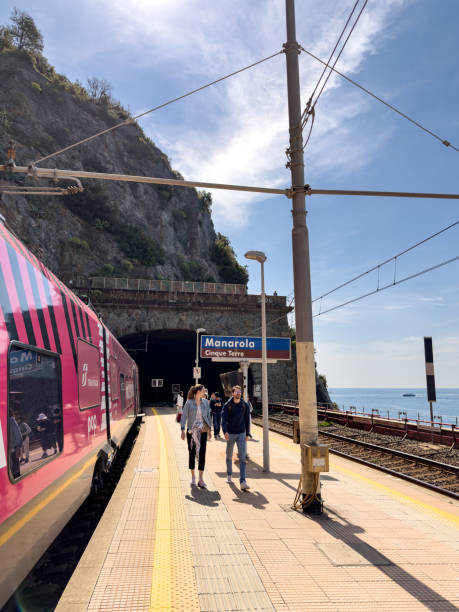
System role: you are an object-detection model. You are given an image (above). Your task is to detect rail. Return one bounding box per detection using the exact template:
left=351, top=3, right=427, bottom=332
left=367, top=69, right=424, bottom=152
left=253, top=414, right=459, bottom=500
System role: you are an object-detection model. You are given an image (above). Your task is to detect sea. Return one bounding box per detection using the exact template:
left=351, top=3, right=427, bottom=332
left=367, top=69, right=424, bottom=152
left=328, top=388, right=459, bottom=426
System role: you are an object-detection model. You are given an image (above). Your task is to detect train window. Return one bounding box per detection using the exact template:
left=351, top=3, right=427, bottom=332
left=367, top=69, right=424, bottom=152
left=120, top=374, right=126, bottom=412
left=78, top=339, right=101, bottom=411
left=8, top=345, right=62, bottom=481
left=110, top=357, right=118, bottom=401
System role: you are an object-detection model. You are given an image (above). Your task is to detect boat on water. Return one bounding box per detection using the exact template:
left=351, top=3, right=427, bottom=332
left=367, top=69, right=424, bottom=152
left=402, top=393, right=415, bottom=397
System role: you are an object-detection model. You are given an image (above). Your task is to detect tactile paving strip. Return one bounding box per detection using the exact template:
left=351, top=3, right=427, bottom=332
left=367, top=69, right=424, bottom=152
left=150, top=408, right=200, bottom=611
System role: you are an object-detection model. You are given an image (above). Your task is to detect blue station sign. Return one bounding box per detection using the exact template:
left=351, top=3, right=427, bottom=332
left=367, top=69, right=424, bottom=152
left=200, top=335, right=291, bottom=361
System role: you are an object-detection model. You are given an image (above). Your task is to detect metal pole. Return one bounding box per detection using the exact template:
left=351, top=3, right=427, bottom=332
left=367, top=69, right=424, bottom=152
left=195, top=331, right=199, bottom=385
left=261, top=260, right=270, bottom=472
left=240, top=360, right=249, bottom=402
left=285, top=0, right=321, bottom=512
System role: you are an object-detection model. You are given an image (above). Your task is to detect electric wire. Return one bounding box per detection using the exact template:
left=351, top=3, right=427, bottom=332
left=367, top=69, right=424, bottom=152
left=299, top=0, right=368, bottom=148
left=300, top=0, right=361, bottom=127
left=299, top=46, right=459, bottom=153
left=312, top=219, right=459, bottom=303
left=313, top=254, right=459, bottom=317
left=308, top=0, right=368, bottom=122
left=30, top=51, right=283, bottom=166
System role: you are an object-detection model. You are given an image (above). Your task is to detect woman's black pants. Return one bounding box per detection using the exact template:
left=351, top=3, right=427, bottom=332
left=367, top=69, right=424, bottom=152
left=187, top=431, right=207, bottom=471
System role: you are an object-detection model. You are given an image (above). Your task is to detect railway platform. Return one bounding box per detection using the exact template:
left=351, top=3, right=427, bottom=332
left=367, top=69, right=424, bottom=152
left=56, top=407, right=459, bottom=611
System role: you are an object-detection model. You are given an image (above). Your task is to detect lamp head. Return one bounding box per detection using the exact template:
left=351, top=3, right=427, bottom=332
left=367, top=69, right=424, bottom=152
left=196, top=327, right=206, bottom=333
left=244, top=250, right=267, bottom=263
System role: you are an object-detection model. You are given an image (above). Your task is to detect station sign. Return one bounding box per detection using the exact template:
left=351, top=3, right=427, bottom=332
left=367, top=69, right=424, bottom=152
left=200, top=335, right=291, bottom=361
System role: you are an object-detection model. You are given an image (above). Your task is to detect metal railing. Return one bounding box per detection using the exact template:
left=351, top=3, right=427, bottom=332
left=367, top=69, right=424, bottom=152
left=276, top=399, right=458, bottom=430
left=70, top=276, right=247, bottom=295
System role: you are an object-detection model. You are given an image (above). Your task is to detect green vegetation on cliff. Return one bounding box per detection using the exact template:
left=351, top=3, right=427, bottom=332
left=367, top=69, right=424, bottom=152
left=0, top=8, right=247, bottom=286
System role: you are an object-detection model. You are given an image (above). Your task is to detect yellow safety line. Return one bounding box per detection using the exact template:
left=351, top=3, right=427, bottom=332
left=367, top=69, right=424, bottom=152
left=149, top=410, right=200, bottom=611
left=150, top=408, right=172, bottom=611
left=0, top=456, right=96, bottom=548
left=253, top=423, right=459, bottom=528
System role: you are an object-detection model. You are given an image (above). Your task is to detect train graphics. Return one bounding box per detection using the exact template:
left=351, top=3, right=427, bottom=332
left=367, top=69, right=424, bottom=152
left=0, top=217, right=140, bottom=607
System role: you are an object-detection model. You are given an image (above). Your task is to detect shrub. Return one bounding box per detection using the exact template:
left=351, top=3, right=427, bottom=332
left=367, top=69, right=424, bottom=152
left=31, top=80, right=42, bottom=92
left=121, top=259, right=134, bottom=274
left=69, top=237, right=89, bottom=250
left=101, top=263, right=115, bottom=276
left=178, top=256, right=209, bottom=282
left=198, top=190, right=212, bottom=213
left=211, top=233, right=248, bottom=285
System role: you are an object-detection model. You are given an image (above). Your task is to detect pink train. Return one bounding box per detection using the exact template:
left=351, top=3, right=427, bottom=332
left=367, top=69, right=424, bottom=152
left=0, top=217, right=140, bottom=607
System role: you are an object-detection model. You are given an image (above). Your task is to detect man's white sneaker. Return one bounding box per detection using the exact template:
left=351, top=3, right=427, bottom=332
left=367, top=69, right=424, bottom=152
left=226, top=475, right=232, bottom=484
left=240, top=481, right=250, bottom=491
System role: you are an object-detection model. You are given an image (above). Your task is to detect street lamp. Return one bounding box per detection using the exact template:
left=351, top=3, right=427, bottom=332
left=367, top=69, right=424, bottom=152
left=245, top=250, right=269, bottom=472
left=195, top=328, right=206, bottom=385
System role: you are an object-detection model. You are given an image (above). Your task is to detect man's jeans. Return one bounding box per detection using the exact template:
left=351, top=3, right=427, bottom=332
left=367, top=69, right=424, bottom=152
left=226, top=432, right=246, bottom=482
left=212, top=410, right=222, bottom=436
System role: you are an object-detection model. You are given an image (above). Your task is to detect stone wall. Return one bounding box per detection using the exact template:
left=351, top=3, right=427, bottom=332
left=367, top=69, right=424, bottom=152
left=82, top=285, right=297, bottom=401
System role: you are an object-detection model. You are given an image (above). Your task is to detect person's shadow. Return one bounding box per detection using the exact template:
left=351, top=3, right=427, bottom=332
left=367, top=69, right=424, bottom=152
left=228, top=482, right=269, bottom=510
left=185, top=485, right=221, bottom=507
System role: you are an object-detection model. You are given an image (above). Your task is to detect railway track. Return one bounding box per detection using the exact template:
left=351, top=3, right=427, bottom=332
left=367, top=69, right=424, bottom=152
left=252, top=414, right=459, bottom=500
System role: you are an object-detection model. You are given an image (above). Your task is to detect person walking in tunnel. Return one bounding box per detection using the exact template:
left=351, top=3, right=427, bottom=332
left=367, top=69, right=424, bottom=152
left=210, top=391, right=223, bottom=438
left=222, top=385, right=251, bottom=490
left=181, top=384, right=212, bottom=488
left=176, top=391, right=184, bottom=423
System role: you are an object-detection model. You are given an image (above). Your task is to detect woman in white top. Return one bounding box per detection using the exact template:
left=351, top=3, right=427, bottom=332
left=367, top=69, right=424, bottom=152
left=180, top=384, right=212, bottom=488
left=176, top=391, right=184, bottom=422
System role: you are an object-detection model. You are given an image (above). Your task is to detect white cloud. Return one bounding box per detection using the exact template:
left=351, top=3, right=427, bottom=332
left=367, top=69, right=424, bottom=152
left=96, top=0, right=411, bottom=226
left=418, top=296, right=444, bottom=303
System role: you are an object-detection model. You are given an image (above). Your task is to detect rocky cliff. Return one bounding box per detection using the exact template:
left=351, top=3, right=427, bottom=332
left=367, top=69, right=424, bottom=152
left=0, top=48, right=247, bottom=284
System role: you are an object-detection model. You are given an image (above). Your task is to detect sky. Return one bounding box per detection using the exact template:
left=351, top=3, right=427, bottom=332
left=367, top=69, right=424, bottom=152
left=1, top=0, right=458, bottom=390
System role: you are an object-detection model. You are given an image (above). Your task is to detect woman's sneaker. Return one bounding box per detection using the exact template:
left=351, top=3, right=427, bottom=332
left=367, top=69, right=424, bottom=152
left=191, top=476, right=196, bottom=486
left=240, top=481, right=250, bottom=491
left=226, top=475, right=232, bottom=484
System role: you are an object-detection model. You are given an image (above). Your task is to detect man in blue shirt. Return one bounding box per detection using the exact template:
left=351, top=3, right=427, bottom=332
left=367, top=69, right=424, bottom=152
left=222, top=385, right=251, bottom=490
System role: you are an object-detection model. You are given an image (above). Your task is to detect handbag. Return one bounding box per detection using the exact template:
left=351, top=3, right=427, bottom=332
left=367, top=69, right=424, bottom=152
left=176, top=412, right=182, bottom=423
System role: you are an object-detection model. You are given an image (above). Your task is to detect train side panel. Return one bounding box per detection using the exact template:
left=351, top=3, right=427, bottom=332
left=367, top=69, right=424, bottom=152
left=0, top=223, right=138, bottom=606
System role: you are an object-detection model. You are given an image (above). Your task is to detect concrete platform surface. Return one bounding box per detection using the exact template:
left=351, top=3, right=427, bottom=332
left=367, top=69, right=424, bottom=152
left=56, top=407, right=459, bottom=611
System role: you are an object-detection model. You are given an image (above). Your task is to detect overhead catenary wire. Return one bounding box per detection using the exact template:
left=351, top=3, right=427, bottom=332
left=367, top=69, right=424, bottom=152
left=299, top=0, right=368, bottom=149
left=299, top=46, right=459, bottom=153
left=30, top=51, right=283, bottom=167
left=299, top=0, right=361, bottom=127
left=314, top=254, right=459, bottom=317
left=312, top=219, right=459, bottom=303
left=306, top=0, right=368, bottom=124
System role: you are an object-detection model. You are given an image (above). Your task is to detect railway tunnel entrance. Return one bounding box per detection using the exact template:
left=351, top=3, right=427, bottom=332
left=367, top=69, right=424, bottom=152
left=119, top=329, right=250, bottom=404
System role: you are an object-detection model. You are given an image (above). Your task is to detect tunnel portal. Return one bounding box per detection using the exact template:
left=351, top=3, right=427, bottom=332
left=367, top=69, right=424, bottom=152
left=119, top=329, right=250, bottom=403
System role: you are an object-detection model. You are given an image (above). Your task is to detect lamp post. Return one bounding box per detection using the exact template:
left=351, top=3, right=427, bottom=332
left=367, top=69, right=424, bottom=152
left=195, top=328, right=206, bottom=385
left=245, top=250, right=269, bottom=472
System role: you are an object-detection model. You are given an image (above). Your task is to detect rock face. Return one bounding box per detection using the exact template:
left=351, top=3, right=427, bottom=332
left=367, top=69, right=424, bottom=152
left=0, top=50, right=244, bottom=284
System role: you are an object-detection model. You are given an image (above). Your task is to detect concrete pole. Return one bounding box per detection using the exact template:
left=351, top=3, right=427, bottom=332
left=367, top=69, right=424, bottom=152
left=260, top=259, right=270, bottom=472
left=284, top=0, right=320, bottom=510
